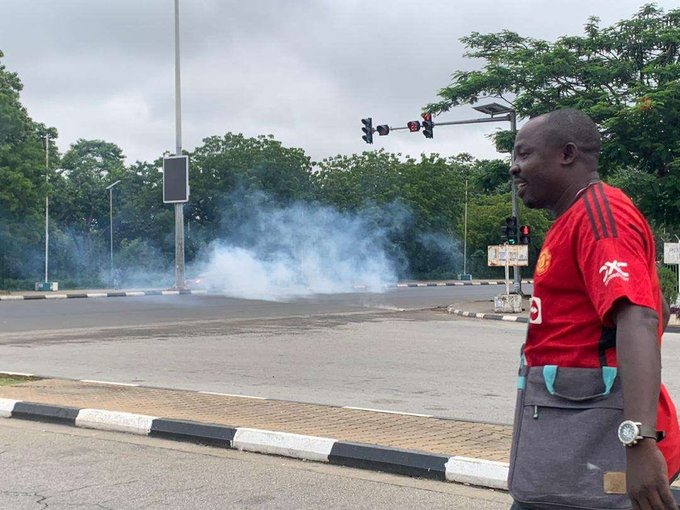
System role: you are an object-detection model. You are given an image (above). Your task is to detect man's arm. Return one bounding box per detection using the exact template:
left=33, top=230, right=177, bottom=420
left=615, top=300, right=677, bottom=509
left=661, top=289, right=670, bottom=332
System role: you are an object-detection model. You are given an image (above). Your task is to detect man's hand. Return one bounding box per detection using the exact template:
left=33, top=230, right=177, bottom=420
left=626, top=440, right=678, bottom=509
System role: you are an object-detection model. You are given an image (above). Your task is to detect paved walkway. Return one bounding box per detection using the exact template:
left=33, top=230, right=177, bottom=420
left=0, top=378, right=511, bottom=463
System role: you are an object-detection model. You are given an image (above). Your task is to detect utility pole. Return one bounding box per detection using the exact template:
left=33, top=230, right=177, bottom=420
left=508, top=109, right=521, bottom=294
left=174, top=0, right=186, bottom=289
left=44, top=134, right=49, bottom=283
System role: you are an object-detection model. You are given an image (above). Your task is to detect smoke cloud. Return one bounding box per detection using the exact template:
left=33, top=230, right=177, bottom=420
left=190, top=193, right=408, bottom=301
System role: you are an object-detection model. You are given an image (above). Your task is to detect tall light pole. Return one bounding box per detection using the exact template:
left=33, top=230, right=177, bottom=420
left=44, top=134, right=50, bottom=284
left=173, top=0, right=186, bottom=289
left=472, top=103, right=521, bottom=294
left=463, top=176, right=468, bottom=278
left=105, top=180, right=121, bottom=285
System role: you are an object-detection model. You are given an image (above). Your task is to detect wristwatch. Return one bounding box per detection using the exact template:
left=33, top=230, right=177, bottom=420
left=617, top=420, right=659, bottom=446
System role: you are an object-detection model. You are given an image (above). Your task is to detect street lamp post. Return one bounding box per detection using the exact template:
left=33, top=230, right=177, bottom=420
left=44, top=134, right=49, bottom=284
left=105, top=180, right=121, bottom=286
left=173, top=0, right=186, bottom=290
left=463, top=176, right=468, bottom=277
left=472, top=103, right=521, bottom=294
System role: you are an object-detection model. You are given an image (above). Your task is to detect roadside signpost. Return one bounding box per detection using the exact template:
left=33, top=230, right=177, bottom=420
left=488, top=244, right=528, bottom=312
left=663, top=242, right=680, bottom=306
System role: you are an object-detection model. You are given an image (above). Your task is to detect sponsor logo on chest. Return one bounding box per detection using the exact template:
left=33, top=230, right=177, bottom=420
left=529, top=296, right=543, bottom=324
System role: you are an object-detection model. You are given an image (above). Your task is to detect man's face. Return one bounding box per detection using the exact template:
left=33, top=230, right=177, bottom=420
left=510, top=118, right=565, bottom=210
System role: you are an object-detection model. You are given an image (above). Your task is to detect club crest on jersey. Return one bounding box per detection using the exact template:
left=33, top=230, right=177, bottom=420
left=598, top=260, right=629, bottom=286
left=535, top=249, right=551, bottom=277
left=529, top=297, right=542, bottom=324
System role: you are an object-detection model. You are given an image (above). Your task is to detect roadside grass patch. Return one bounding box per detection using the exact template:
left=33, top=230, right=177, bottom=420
left=0, top=374, right=41, bottom=386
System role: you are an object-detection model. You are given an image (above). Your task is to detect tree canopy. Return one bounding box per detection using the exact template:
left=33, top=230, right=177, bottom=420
left=426, top=3, right=680, bottom=229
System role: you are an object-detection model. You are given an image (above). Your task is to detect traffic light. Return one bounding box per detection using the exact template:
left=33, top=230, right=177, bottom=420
left=376, top=125, right=390, bottom=136
left=520, top=225, right=531, bottom=245
left=422, top=112, right=434, bottom=139
left=361, top=118, right=373, bottom=144
left=505, top=216, right=518, bottom=245
left=407, top=121, right=421, bottom=132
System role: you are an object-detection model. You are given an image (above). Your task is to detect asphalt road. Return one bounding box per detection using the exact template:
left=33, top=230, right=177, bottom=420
left=0, top=286, right=678, bottom=426
left=0, top=419, right=512, bottom=509
left=0, top=286, right=505, bottom=332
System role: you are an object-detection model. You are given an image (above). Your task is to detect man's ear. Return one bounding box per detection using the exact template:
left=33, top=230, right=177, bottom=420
left=562, top=142, right=577, bottom=165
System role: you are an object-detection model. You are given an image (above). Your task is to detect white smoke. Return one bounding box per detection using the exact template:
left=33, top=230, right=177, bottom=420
left=192, top=197, right=405, bottom=301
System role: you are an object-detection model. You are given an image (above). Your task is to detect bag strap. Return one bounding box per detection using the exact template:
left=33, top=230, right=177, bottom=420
left=543, top=365, right=618, bottom=401
left=598, top=326, right=617, bottom=367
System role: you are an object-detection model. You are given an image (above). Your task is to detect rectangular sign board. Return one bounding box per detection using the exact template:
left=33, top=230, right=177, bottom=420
left=163, top=155, right=189, bottom=203
left=488, top=245, right=529, bottom=267
left=664, top=243, right=680, bottom=265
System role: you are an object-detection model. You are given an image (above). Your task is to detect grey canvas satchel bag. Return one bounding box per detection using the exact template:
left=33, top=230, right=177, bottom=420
left=508, top=348, right=632, bottom=509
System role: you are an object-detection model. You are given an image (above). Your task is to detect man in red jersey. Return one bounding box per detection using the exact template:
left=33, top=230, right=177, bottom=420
left=509, top=109, right=679, bottom=510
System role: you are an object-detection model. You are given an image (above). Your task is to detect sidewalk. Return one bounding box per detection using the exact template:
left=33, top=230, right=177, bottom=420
left=0, top=376, right=510, bottom=489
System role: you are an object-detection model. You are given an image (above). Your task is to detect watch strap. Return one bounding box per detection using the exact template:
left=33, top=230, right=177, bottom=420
left=639, top=424, right=664, bottom=442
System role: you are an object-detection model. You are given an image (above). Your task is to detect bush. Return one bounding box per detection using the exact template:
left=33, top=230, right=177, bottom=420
left=658, top=265, right=678, bottom=306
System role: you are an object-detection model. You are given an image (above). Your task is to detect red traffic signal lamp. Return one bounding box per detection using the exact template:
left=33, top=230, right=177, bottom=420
left=376, top=125, right=390, bottom=136
left=520, top=225, right=531, bottom=245
left=361, top=118, right=373, bottom=144
left=407, top=121, right=421, bottom=132
left=421, top=112, right=434, bottom=139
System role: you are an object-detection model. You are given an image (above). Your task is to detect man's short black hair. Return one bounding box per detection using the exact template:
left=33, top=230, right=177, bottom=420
left=539, top=109, right=601, bottom=158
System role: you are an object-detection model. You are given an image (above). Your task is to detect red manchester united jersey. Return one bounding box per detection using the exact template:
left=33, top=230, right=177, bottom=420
left=526, top=181, right=680, bottom=478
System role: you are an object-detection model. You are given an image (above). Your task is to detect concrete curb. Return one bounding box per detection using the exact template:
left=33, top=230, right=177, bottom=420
left=447, top=307, right=529, bottom=324
left=397, top=280, right=533, bottom=288
left=0, top=397, right=509, bottom=490
left=447, top=306, right=680, bottom=333
left=1, top=280, right=535, bottom=301
left=0, top=289, right=208, bottom=301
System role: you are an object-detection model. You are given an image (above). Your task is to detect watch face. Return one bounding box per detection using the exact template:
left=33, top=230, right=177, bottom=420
left=619, top=421, right=638, bottom=444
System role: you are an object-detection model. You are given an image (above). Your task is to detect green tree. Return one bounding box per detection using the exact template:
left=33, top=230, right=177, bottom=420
left=0, top=50, right=59, bottom=286
left=426, top=4, right=680, bottom=229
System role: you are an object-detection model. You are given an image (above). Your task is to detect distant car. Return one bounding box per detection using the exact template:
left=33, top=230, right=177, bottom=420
left=184, top=274, right=207, bottom=289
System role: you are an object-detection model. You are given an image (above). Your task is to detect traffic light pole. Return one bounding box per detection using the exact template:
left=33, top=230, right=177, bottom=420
left=509, top=111, right=522, bottom=295
left=368, top=110, right=522, bottom=293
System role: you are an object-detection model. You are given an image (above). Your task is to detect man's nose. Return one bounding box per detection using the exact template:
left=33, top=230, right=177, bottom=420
left=509, top=161, right=519, bottom=177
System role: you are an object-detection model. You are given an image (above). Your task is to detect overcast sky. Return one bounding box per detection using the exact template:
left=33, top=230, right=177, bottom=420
left=2, top=0, right=677, bottom=166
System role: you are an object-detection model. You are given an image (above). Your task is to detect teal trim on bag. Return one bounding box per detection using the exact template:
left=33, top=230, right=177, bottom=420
left=543, top=365, right=618, bottom=397
left=601, top=366, right=617, bottom=396
left=517, top=375, right=526, bottom=390
left=543, top=365, right=557, bottom=394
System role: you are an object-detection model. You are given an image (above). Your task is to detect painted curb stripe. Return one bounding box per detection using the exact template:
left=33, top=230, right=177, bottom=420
left=76, top=409, right=155, bottom=435
left=66, top=293, right=88, bottom=298
left=124, top=291, right=145, bottom=297
left=12, top=402, right=79, bottom=424
left=150, top=418, right=236, bottom=447
left=233, top=428, right=335, bottom=462
left=106, top=292, right=127, bottom=298
left=0, top=398, right=19, bottom=418
left=80, top=380, right=139, bottom=387
left=329, top=442, right=448, bottom=480
left=449, top=308, right=531, bottom=324
left=23, top=295, right=46, bottom=300
left=0, top=399, right=512, bottom=490
left=445, top=456, right=509, bottom=490
left=86, top=293, right=107, bottom=298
